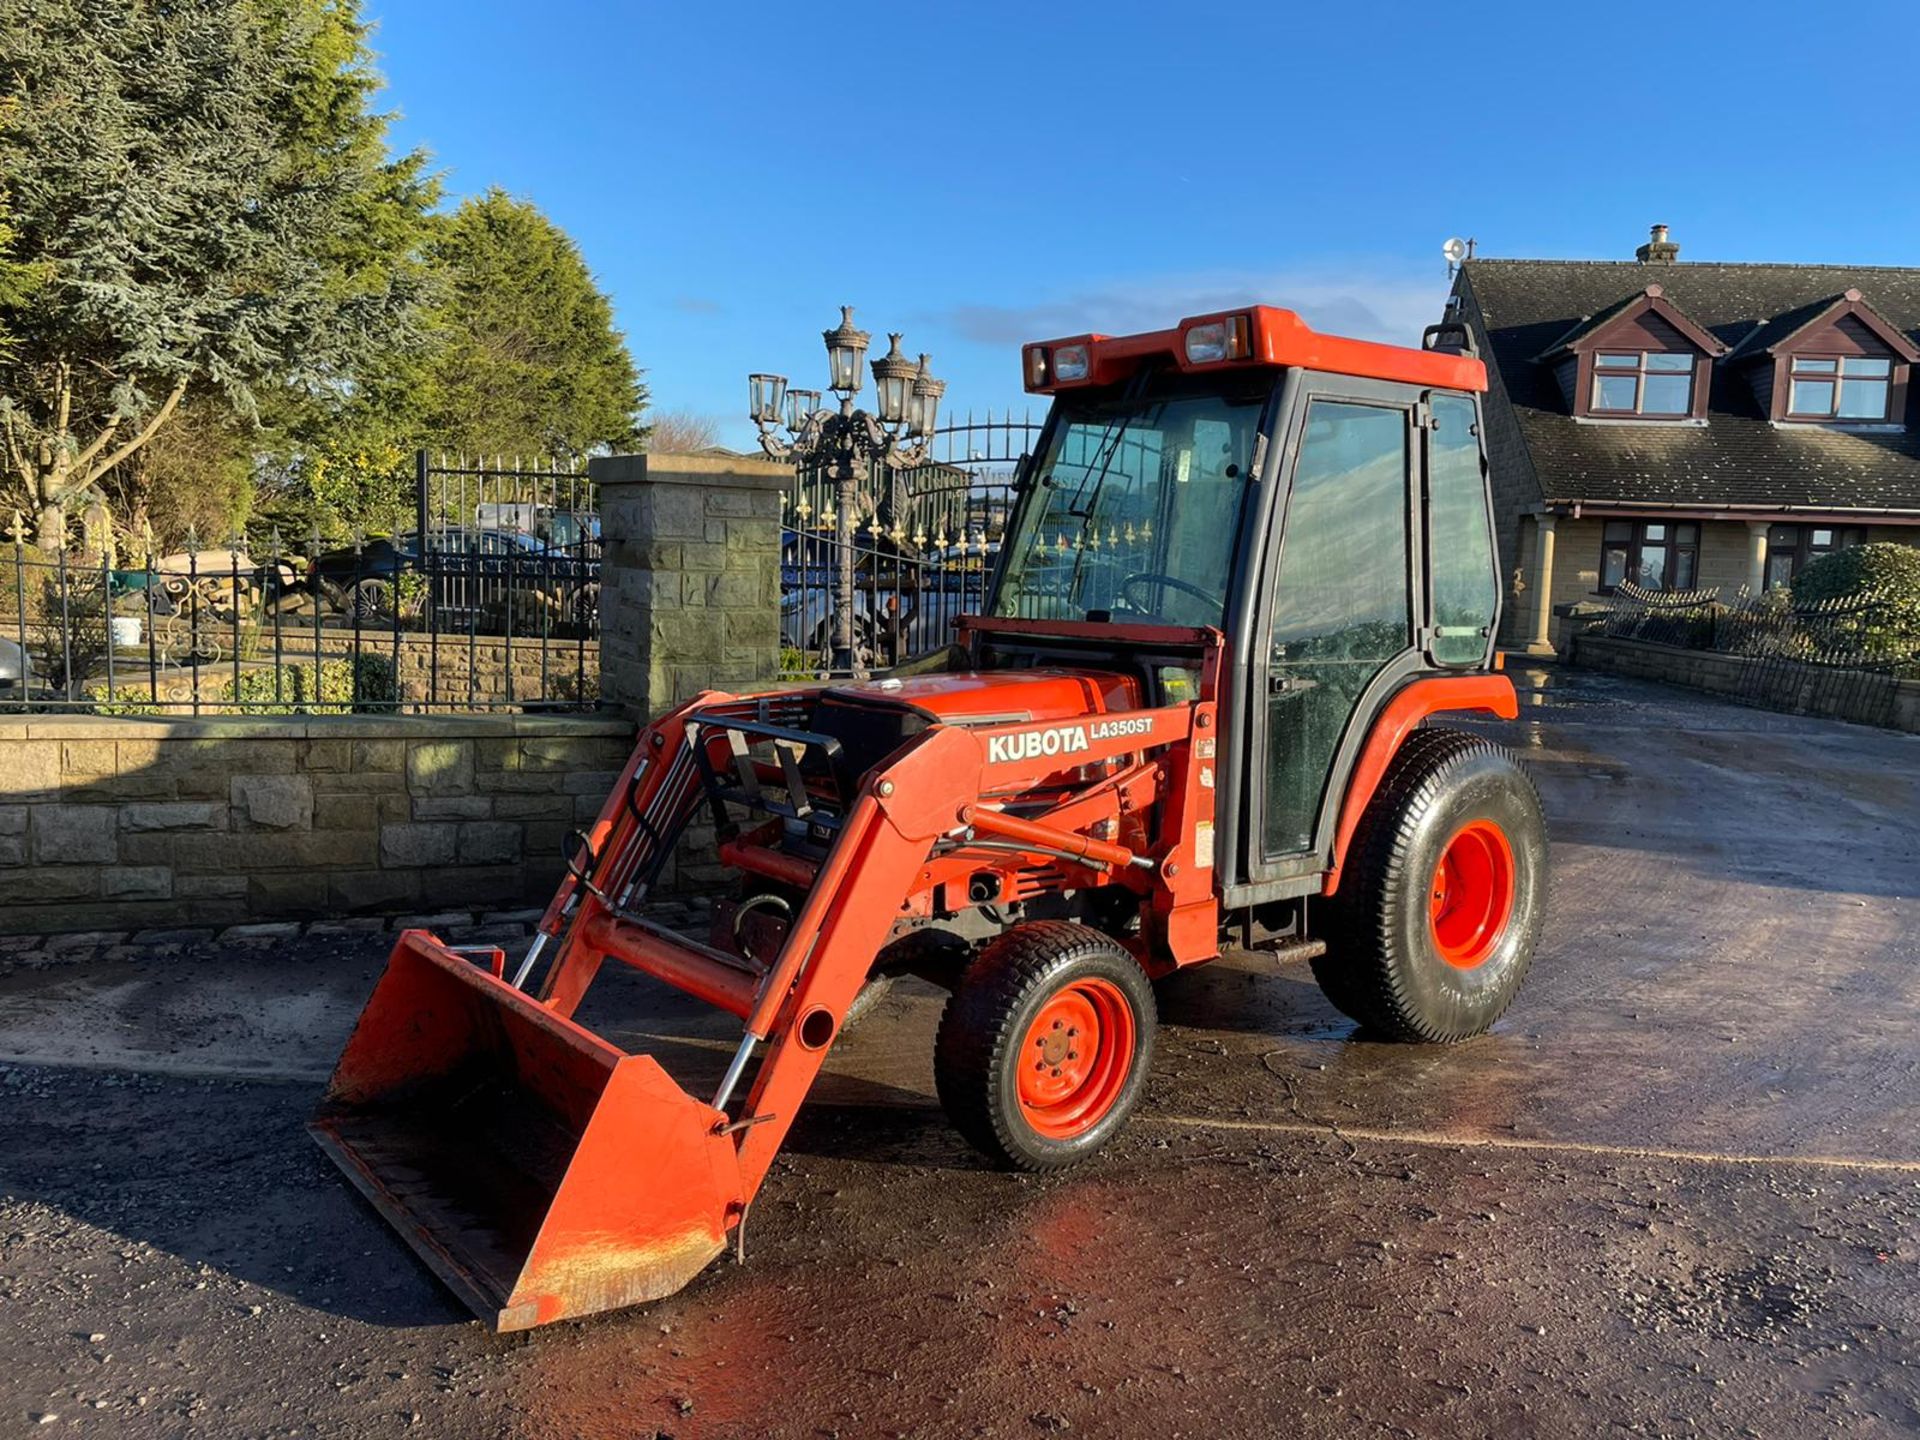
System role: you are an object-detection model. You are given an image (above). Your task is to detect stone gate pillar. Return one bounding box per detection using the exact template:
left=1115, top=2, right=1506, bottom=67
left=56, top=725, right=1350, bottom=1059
left=591, top=451, right=790, bottom=719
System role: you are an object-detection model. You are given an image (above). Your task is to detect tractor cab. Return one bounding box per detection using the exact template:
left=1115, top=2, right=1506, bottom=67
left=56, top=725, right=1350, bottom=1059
left=983, top=305, right=1504, bottom=902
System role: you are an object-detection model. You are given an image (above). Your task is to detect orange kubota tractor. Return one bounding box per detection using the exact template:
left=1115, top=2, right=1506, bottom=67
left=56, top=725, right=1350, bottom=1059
left=312, top=306, right=1547, bottom=1331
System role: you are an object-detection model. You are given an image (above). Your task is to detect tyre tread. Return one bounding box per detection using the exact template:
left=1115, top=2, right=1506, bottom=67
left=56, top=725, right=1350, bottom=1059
left=1321, top=726, right=1544, bottom=1043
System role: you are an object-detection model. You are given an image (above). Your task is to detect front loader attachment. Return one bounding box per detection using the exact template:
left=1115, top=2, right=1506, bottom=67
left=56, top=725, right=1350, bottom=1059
left=310, top=931, right=744, bottom=1331
left=311, top=691, right=978, bottom=1330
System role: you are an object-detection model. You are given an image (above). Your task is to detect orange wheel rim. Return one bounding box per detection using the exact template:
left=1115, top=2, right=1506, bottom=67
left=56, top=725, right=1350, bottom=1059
left=1428, top=820, right=1517, bottom=970
left=1015, top=978, right=1135, bottom=1139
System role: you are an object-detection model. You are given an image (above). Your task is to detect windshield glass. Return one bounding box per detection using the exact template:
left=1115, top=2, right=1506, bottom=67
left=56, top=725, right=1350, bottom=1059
left=992, top=376, right=1268, bottom=627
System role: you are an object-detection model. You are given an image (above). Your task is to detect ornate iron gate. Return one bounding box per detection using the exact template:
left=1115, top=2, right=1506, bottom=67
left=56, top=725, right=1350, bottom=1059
left=414, top=453, right=599, bottom=630
left=780, top=412, right=1039, bottom=678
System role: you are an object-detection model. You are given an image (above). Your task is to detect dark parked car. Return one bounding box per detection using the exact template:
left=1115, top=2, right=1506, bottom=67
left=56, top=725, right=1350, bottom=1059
left=305, top=528, right=598, bottom=630
left=301, top=536, right=420, bottom=621
left=421, top=526, right=598, bottom=631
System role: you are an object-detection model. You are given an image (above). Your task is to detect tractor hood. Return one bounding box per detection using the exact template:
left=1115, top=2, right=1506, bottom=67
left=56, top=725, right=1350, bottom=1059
left=811, top=669, right=1142, bottom=782
left=825, top=669, right=1140, bottom=727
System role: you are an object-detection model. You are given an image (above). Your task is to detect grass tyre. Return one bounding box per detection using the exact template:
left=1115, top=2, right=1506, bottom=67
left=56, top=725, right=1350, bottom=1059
left=1314, top=727, right=1546, bottom=1043
left=934, top=921, right=1155, bottom=1172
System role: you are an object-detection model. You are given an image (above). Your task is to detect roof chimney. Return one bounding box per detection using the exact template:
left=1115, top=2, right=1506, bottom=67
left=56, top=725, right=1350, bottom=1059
left=1636, top=223, right=1680, bottom=265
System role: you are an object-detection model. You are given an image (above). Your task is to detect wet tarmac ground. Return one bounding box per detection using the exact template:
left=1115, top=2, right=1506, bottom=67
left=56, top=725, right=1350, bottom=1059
left=2, top=665, right=1918, bottom=1438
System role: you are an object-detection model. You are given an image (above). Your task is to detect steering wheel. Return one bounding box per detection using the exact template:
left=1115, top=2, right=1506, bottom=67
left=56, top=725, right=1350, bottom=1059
left=1120, top=571, right=1216, bottom=619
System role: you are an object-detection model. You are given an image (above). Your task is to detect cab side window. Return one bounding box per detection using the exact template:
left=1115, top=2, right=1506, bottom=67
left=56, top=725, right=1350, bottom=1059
left=1426, top=395, right=1498, bottom=665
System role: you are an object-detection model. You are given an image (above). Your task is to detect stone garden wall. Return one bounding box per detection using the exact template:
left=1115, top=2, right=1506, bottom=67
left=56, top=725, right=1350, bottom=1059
left=311, top=631, right=601, bottom=708
left=1572, top=634, right=1920, bottom=733
left=0, top=712, right=633, bottom=934
left=125, top=632, right=598, bottom=712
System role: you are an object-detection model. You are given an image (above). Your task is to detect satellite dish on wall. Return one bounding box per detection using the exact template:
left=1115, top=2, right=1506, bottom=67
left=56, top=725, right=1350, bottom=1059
left=1442, top=237, right=1470, bottom=265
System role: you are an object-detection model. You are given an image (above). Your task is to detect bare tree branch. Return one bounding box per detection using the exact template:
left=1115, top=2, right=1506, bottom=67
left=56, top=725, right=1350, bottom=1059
left=61, top=379, right=188, bottom=501
left=0, top=409, right=31, bottom=492
left=646, top=408, right=722, bottom=453
left=68, top=408, right=126, bottom=474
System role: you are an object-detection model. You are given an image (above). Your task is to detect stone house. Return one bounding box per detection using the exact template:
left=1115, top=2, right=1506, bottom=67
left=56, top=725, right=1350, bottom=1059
left=1445, top=226, right=1920, bottom=651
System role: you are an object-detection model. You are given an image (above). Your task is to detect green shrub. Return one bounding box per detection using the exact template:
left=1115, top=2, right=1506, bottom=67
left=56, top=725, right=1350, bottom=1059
left=85, top=689, right=164, bottom=717
left=221, top=654, right=399, bottom=713
left=34, top=566, right=110, bottom=692
left=1790, top=542, right=1920, bottom=662
left=1792, top=542, right=1920, bottom=613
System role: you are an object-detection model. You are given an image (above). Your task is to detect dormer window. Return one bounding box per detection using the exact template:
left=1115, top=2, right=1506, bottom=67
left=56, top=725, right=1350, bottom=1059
left=1536, top=284, right=1725, bottom=423
left=1786, top=356, right=1894, bottom=421
left=1591, top=351, right=1696, bottom=416
left=1732, top=289, right=1917, bottom=426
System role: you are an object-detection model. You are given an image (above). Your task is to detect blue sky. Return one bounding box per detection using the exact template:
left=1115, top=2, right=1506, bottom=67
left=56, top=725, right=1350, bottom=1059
left=365, top=0, right=1920, bottom=450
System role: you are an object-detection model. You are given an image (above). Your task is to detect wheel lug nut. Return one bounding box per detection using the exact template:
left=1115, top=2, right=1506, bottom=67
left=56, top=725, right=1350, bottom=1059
left=1052, top=1020, right=1062, bottom=1030
left=1067, top=1027, right=1077, bottom=1037
left=1067, top=1051, right=1077, bottom=1060
left=1035, top=1061, right=1045, bottom=1071
left=1051, top=1068, right=1061, bottom=1077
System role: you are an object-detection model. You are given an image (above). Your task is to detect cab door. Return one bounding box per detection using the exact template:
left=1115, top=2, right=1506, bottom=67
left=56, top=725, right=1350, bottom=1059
left=1247, top=378, right=1425, bottom=879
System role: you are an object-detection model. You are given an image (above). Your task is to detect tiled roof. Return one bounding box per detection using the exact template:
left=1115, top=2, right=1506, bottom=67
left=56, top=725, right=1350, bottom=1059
left=1460, top=259, right=1920, bottom=513
left=1532, top=291, right=1645, bottom=359
left=1724, top=292, right=1849, bottom=359
left=1535, top=286, right=1727, bottom=361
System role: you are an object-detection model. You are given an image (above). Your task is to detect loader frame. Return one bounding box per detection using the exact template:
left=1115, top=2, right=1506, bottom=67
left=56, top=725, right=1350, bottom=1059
left=534, top=617, right=1226, bottom=1182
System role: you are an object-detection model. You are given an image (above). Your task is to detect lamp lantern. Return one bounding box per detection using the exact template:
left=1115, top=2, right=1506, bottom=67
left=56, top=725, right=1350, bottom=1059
left=786, top=388, right=822, bottom=432
left=748, top=372, right=788, bottom=425
left=822, top=306, right=870, bottom=395
left=871, top=333, right=917, bottom=427
left=910, top=354, right=945, bottom=439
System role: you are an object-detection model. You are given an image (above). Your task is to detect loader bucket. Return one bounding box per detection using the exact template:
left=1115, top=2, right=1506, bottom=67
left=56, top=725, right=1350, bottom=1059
left=310, top=931, right=745, bottom=1331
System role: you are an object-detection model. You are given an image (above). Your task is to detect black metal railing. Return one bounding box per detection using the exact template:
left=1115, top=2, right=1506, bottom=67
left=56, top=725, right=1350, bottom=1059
left=1589, top=581, right=1919, bottom=727
left=7, top=416, right=1042, bottom=709
left=1592, top=581, right=1725, bottom=648
left=3, top=520, right=599, bottom=715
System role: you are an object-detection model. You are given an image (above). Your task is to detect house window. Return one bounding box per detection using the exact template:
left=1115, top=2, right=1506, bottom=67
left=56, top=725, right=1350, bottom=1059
left=1764, top=524, right=1867, bottom=589
left=1600, top=520, right=1700, bottom=592
left=1786, top=356, right=1894, bottom=420
left=1589, top=352, right=1695, bottom=416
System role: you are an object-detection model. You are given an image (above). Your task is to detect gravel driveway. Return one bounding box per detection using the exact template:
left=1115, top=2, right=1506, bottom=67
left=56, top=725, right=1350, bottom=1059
left=2, top=664, right=1917, bottom=1439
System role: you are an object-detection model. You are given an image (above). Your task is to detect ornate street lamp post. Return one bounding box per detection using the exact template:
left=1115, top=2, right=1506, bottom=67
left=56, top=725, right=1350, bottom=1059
left=750, top=307, right=945, bottom=673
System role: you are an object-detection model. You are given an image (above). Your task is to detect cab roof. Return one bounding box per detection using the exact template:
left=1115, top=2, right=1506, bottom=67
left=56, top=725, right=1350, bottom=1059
left=1022, top=304, right=1486, bottom=396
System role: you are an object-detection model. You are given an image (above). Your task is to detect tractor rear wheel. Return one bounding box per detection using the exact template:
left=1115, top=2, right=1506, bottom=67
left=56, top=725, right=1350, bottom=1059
left=1314, top=727, right=1546, bottom=1043
left=935, top=921, right=1155, bottom=1172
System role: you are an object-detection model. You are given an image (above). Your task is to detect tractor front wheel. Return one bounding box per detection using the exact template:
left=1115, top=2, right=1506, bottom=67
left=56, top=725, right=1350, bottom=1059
left=935, top=922, right=1155, bottom=1172
left=1315, top=727, right=1547, bottom=1042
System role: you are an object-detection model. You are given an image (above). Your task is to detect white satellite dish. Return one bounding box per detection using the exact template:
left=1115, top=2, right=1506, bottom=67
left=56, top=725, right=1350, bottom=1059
left=1442, top=237, right=1470, bottom=265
